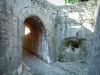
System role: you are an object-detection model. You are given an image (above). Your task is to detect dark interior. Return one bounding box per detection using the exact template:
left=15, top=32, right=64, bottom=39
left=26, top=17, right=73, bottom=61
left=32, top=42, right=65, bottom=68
left=22, top=16, right=44, bottom=56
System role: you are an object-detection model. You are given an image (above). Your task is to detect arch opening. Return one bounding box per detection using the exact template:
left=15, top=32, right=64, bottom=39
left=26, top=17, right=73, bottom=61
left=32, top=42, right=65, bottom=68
left=22, top=16, right=49, bottom=62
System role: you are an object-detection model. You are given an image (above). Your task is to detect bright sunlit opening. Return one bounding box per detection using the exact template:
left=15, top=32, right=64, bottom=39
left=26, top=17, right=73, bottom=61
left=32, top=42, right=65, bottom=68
left=47, top=56, right=51, bottom=63
left=71, top=25, right=81, bottom=28
left=47, top=0, right=65, bottom=5
left=25, top=27, right=30, bottom=35
left=68, top=12, right=79, bottom=22
left=83, top=22, right=94, bottom=32
left=66, top=49, right=70, bottom=52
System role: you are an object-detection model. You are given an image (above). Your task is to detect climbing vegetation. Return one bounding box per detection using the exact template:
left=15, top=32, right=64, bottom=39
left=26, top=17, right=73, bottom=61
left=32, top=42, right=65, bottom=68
left=65, top=0, right=80, bottom=3
left=64, top=0, right=88, bottom=3
left=57, top=16, right=62, bottom=24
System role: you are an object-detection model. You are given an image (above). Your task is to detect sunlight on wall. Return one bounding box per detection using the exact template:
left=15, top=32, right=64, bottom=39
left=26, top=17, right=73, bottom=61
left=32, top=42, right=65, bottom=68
left=83, top=22, right=94, bottom=32
left=47, top=56, right=51, bottom=63
left=71, top=25, right=81, bottom=28
left=68, top=12, right=79, bottom=22
left=25, top=27, right=30, bottom=35
left=47, top=0, right=65, bottom=5
left=66, top=49, right=70, bottom=52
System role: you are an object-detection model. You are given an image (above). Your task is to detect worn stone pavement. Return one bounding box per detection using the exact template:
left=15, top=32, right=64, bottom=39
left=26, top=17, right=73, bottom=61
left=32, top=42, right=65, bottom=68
left=22, top=50, right=87, bottom=75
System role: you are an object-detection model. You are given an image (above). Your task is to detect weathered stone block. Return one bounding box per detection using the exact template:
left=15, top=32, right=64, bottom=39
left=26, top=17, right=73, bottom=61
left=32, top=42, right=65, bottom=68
left=13, top=25, right=18, bottom=37
left=11, top=56, right=19, bottom=71
left=17, top=23, right=24, bottom=39
left=0, top=0, right=7, bottom=14
left=0, top=47, right=10, bottom=57
left=0, top=34, right=10, bottom=48
left=12, top=36, right=18, bottom=47
left=0, top=57, right=8, bottom=75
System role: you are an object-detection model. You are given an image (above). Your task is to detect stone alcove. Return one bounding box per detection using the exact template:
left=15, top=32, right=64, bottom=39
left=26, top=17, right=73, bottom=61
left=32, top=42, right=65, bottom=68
left=58, top=37, right=87, bottom=62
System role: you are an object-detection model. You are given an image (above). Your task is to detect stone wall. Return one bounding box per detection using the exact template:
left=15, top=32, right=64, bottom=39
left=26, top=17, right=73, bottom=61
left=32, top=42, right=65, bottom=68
left=0, top=0, right=22, bottom=75
left=87, top=0, right=100, bottom=74
left=0, top=0, right=98, bottom=75
left=55, top=1, right=97, bottom=59
left=0, top=0, right=58, bottom=75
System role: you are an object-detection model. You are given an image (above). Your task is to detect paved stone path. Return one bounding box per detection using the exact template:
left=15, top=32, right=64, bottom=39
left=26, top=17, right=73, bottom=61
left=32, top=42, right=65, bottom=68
left=22, top=50, right=87, bottom=75
left=54, top=62, right=87, bottom=75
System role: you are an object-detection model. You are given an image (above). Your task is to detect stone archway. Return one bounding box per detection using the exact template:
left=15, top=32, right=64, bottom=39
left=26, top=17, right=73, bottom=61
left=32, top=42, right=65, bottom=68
left=22, top=15, right=49, bottom=62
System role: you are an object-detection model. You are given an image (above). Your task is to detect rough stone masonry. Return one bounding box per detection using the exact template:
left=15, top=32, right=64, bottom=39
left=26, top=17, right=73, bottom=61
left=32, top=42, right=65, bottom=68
left=0, top=0, right=58, bottom=75
left=0, top=0, right=99, bottom=75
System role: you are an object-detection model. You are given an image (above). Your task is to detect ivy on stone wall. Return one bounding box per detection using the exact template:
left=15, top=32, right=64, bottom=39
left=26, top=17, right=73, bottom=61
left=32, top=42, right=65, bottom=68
left=57, top=16, right=62, bottom=24
left=64, top=0, right=88, bottom=3
left=65, top=0, right=80, bottom=3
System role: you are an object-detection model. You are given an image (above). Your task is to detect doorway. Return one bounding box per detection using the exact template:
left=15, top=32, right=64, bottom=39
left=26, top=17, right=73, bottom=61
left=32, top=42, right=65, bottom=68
left=22, top=16, right=49, bottom=62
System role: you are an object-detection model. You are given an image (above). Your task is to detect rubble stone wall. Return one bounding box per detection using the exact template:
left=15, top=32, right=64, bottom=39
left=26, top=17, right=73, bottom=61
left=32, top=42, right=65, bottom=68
left=55, top=1, right=97, bottom=58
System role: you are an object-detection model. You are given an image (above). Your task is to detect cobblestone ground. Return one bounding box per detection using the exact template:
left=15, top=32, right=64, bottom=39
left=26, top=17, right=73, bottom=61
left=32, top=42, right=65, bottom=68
left=22, top=50, right=87, bottom=75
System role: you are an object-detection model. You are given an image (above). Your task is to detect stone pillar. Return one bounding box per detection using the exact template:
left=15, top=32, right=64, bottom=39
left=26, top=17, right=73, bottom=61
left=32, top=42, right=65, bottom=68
left=0, top=0, right=22, bottom=75
left=87, top=6, right=100, bottom=75
left=0, top=0, right=11, bottom=75
left=48, top=38, right=57, bottom=63
left=41, top=31, right=49, bottom=62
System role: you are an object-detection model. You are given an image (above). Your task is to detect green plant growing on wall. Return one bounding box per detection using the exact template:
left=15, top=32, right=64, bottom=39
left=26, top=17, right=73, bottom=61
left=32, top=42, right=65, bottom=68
left=64, top=0, right=80, bottom=3
left=58, top=37, right=86, bottom=62
left=58, top=52, right=65, bottom=62
left=57, top=16, right=62, bottom=24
